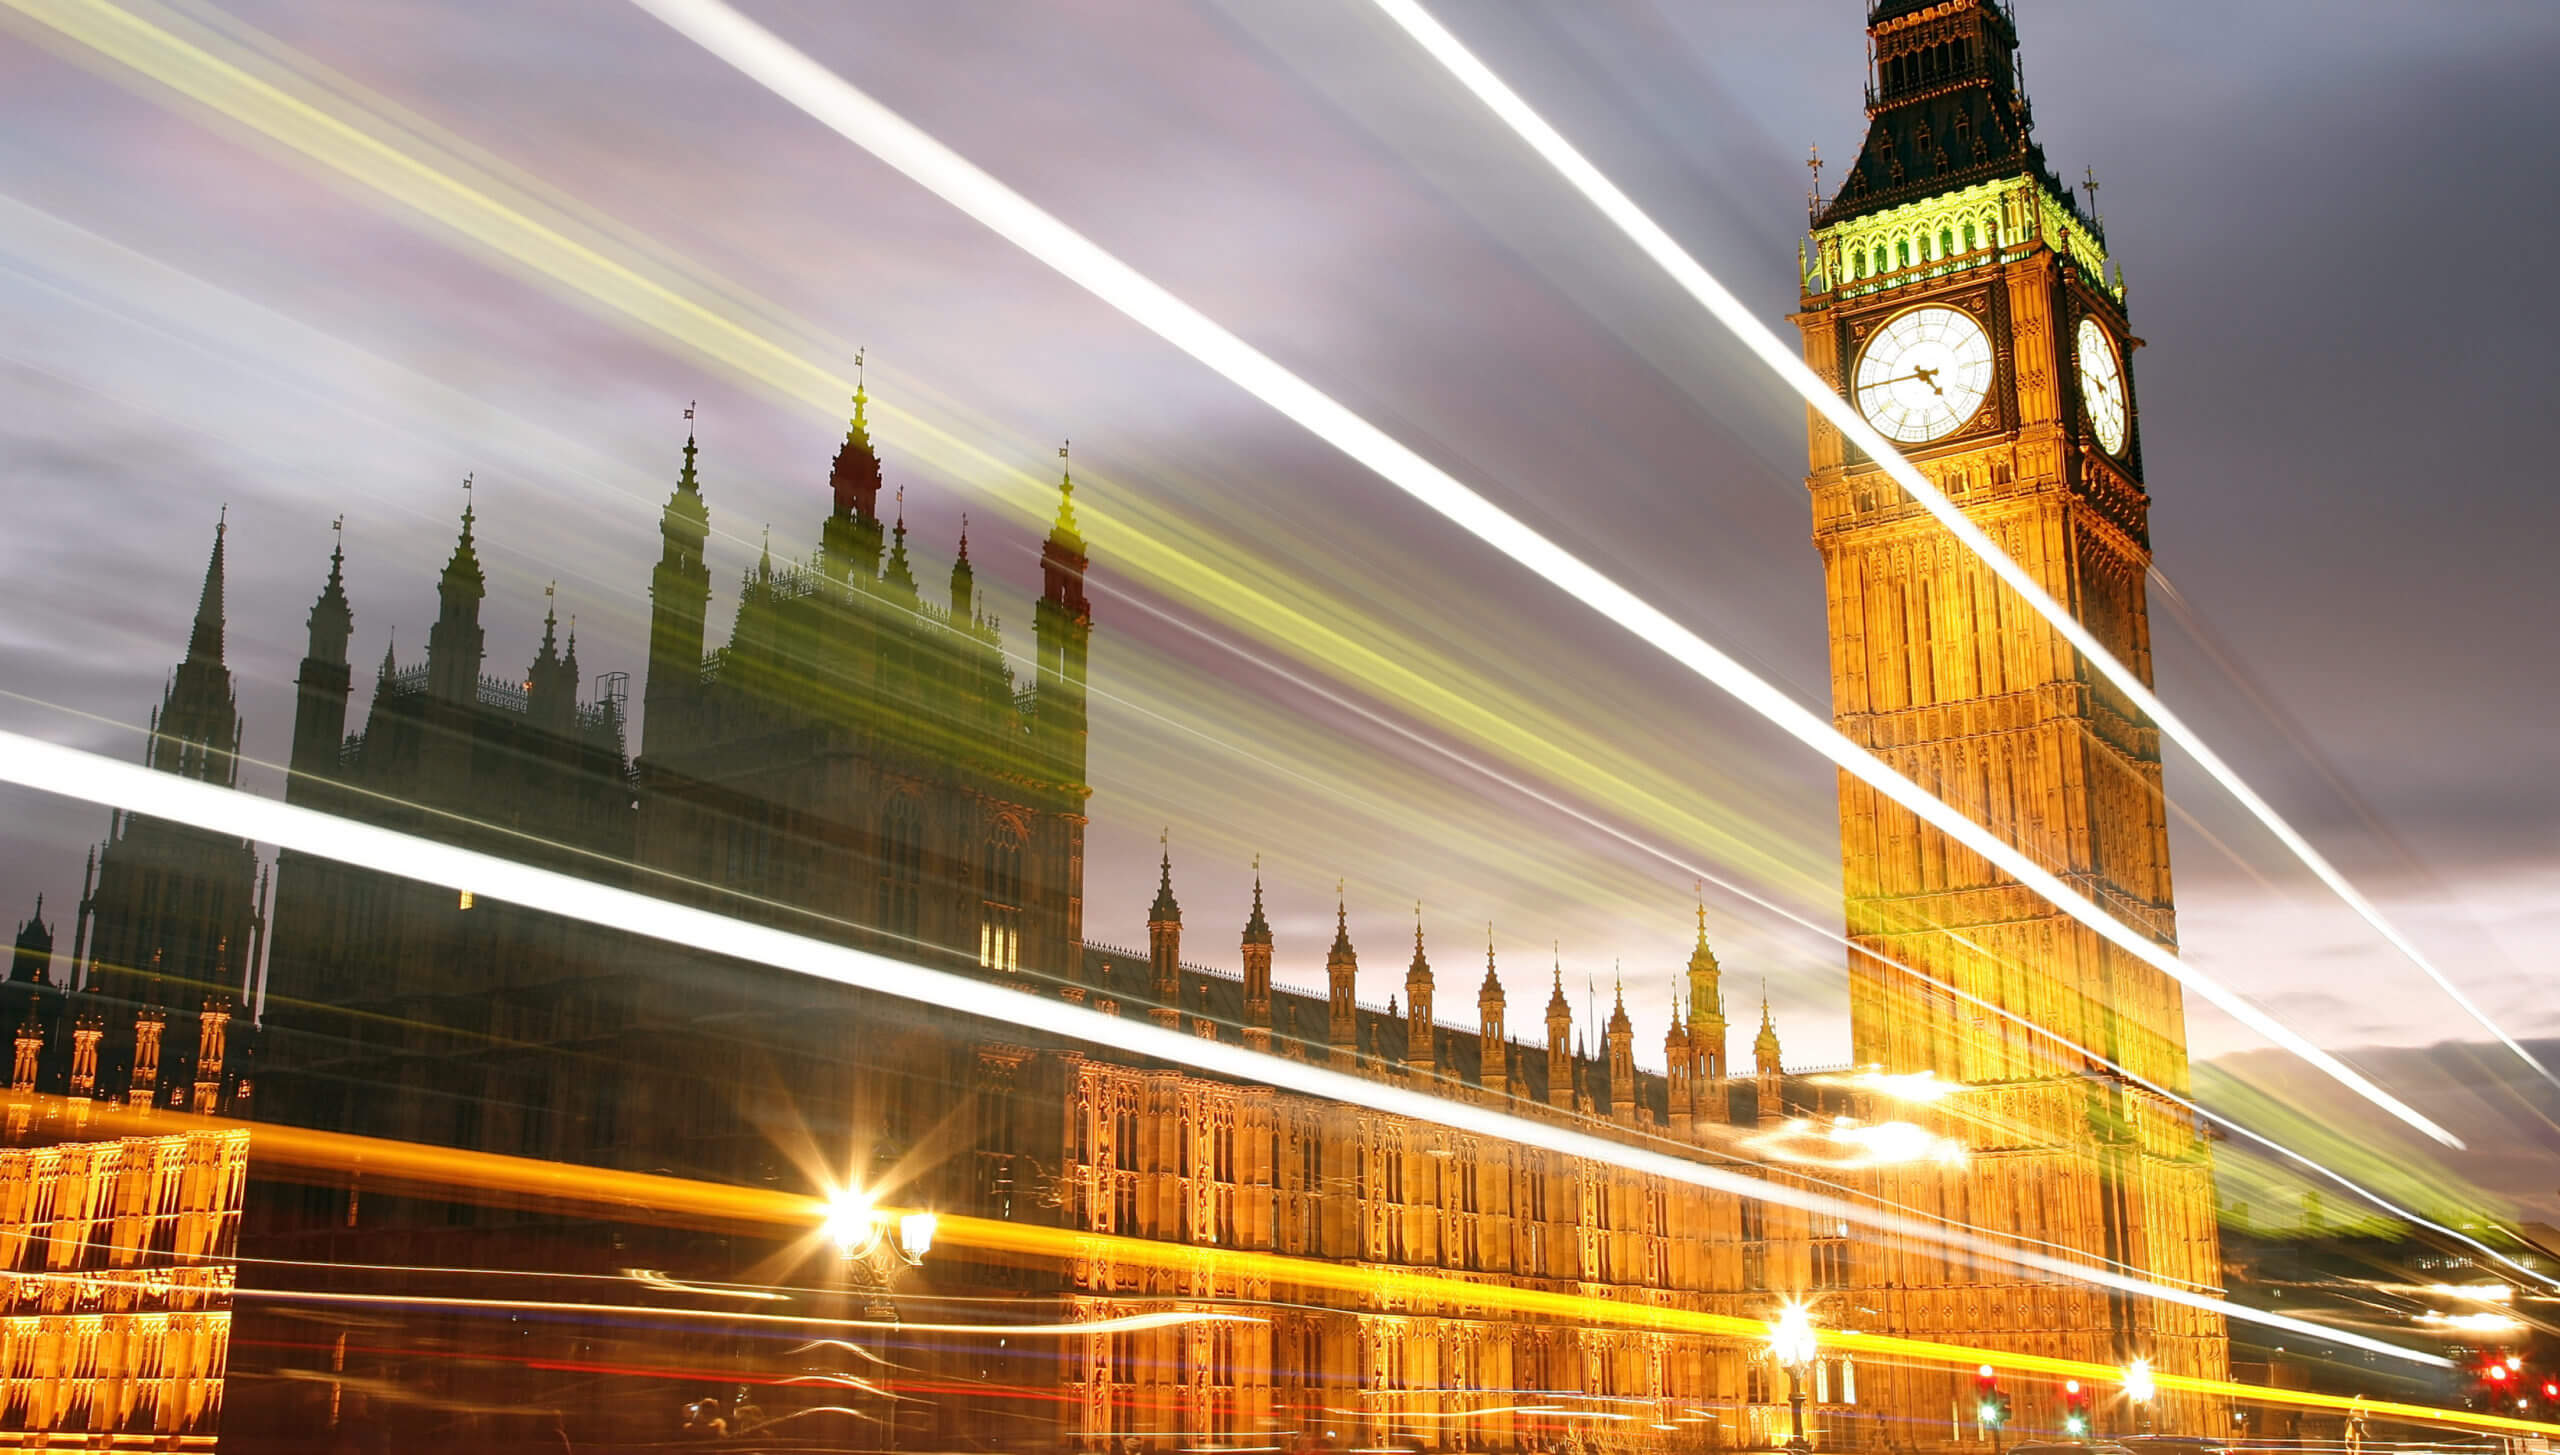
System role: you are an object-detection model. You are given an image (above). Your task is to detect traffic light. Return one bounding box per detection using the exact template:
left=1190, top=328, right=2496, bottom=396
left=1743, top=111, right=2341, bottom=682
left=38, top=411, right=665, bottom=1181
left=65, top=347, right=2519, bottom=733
left=1976, top=1366, right=2004, bottom=1427
left=2062, top=1378, right=2091, bottom=1437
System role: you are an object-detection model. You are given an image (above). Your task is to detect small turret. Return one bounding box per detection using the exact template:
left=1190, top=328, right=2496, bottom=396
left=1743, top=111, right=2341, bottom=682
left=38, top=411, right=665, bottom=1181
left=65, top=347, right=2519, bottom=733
left=10, top=897, right=53, bottom=987
left=1665, top=982, right=1693, bottom=1134
left=1240, top=858, right=1273, bottom=1052
left=1688, top=893, right=1730, bottom=1081
left=1147, top=832, right=1182, bottom=1029
left=425, top=482, right=486, bottom=706
left=645, top=416, right=713, bottom=748
left=527, top=583, right=578, bottom=733
left=882, top=489, right=917, bottom=597
left=949, top=515, right=975, bottom=619
left=1478, top=929, right=1508, bottom=1097
left=288, top=520, right=355, bottom=797
left=1605, top=971, right=1637, bottom=1126
left=1326, top=886, right=1358, bottom=1068
left=1544, top=953, right=1573, bottom=1111
left=1405, top=907, right=1434, bottom=1076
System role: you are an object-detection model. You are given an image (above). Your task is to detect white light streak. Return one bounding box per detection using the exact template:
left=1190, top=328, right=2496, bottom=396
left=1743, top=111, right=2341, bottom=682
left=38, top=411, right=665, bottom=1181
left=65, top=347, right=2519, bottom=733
left=0, top=729, right=2449, bottom=1368
left=1362, top=0, right=2553, bottom=1100
left=623, top=0, right=2457, bottom=1149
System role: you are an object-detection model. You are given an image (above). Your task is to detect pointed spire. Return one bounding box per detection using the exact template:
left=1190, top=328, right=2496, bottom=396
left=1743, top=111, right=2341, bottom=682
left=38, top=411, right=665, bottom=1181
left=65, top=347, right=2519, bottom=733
left=379, top=631, right=397, bottom=681
left=1150, top=828, right=1181, bottom=923
left=849, top=350, right=870, bottom=446
left=883, top=487, right=916, bottom=593
left=1608, top=966, right=1633, bottom=1035
left=441, top=477, right=483, bottom=592
left=302, top=515, right=354, bottom=669
left=1755, top=988, right=1784, bottom=1074
left=1547, top=945, right=1570, bottom=1016
left=1479, top=924, right=1502, bottom=999
left=948, top=513, right=977, bottom=619
left=1410, top=901, right=1429, bottom=974
left=1690, top=885, right=1721, bottom=974
left=1048, top=439, right=1084, bottom=554
left=758, top=525, right=774, bottom=582
left=186, top=514, right=228, bottom=665
left=1242, top=853, right=1271, bottom=945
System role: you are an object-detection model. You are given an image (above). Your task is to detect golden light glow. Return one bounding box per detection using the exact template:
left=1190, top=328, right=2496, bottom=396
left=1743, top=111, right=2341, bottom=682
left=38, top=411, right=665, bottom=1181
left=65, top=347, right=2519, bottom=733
left=1768, top=1299, right=1819, bottom=1370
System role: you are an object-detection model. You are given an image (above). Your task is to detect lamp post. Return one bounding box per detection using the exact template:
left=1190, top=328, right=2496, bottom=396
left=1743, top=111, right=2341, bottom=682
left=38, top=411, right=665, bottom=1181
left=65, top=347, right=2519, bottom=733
left=823, top=1189, right=936, bottom=1451
left=1768, top=1300, right=1819, bottom=1454
left=2123, top=1357, right=2156, bottom=1436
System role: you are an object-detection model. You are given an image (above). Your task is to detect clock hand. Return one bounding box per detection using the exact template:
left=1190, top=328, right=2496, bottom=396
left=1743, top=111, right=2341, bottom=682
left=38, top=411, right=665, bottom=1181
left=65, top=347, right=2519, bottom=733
left=1859, top=367, right=1945, bottom=396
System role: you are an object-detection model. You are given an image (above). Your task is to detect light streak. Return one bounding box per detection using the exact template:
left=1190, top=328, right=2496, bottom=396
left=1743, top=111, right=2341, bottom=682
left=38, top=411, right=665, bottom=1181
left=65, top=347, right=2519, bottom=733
left=0, top=730, right=2449, bottom=1367
left=625, top=1268, right=788, bottom=1302
left=252, top=1286, right=1258, bottom=1339
left=624, top=0, right=2456, bottom=1150
left=1360, top=0, right=2555, bottom=1100
left=10, top=1083, right=2539, bottom=1437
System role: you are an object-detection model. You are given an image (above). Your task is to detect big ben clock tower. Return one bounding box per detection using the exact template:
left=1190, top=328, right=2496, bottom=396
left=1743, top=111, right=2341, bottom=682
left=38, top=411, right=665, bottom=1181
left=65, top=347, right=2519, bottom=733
left=1796, top=0, right=2228, bottom=1432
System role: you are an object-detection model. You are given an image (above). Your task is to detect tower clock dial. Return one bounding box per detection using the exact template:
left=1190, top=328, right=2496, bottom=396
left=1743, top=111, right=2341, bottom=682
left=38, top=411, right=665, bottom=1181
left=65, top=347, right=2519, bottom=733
left=2075, top=317, right=2129, bottom=455
left=1852, top=306, right=1995, bottom=444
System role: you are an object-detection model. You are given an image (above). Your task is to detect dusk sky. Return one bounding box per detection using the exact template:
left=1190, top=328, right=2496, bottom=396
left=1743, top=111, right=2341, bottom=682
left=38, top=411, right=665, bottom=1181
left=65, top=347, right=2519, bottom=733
left=2, top=1, right=2555, bottom=1183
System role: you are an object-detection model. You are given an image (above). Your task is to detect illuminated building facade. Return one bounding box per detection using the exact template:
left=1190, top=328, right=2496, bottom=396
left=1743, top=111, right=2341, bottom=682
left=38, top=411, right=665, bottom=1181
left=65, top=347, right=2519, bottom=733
left=1796, top=0, right=2228, bottom=1435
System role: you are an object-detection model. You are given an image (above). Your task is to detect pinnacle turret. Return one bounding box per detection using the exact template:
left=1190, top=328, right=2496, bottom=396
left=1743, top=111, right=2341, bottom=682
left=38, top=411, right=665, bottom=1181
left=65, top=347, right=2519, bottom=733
left=426, top=481, right=488, bottom=705
left=1150, top=832, right=1181, bottom=924
left=1242, top=861, right=1271, bottom=946
left=949, top=514, right=975, bottom=618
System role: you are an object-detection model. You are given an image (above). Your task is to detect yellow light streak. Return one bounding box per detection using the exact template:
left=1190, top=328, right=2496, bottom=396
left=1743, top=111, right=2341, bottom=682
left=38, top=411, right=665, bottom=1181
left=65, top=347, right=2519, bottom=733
left=1360, top=0, right=2557, bottom=1099
left=0, top=730, right=2444, bottom=1371
left=17, top=1089, right=2542, bottom=1439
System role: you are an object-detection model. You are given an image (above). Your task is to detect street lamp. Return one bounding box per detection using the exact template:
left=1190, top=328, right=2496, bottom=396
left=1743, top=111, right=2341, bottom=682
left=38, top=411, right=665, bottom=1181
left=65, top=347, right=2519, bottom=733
left=820, top=1187, right=934, bottom=1453
left=2124, top=1357, right=2156, bottom=1434
left=1768, top=1299, right=1819, bottom=1454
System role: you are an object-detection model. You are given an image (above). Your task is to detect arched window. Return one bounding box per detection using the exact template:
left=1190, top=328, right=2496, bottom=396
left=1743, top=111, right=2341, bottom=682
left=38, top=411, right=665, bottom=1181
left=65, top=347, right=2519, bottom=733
left=979, top=822, right=1026, bottom=972
left=877, top=795, right=924, bottom=943
left=1897, top=239, right=1912, bottom=269
left=1938, top=228, right=1954, bottom=258
left=1852, top=248, right=1868, bottom=278
left=1962, top=222, right=1978, bottom=252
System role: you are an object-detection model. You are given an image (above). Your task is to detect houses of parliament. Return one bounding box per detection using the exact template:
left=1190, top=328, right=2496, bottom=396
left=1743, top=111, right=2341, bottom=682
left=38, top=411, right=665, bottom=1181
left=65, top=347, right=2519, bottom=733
left=0, top=1, right=2226, bottom=1449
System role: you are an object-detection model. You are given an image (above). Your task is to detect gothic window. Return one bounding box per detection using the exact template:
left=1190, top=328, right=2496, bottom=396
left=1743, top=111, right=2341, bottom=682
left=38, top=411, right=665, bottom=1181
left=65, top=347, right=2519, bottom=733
left=1740, top=1196, right=1769, bottom=1290
left=1813, top=1234, right=1850, bottom=1289
left=978, top=820, right=1025, bottom=972
left=1897, top=238, right=1912, bottom=269
left=1938, top=228, right=1953, bottom=258
left=877, top=794, right=924, bottom=942
left=1963, top=222, right=1978, bottom=252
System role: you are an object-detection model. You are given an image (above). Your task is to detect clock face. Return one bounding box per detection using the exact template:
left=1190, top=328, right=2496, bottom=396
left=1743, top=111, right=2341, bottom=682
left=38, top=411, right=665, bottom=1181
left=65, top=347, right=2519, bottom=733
left=2076, top=317, right=2129, bottom=454
left=1852, top=305, right=1995, bottom=444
